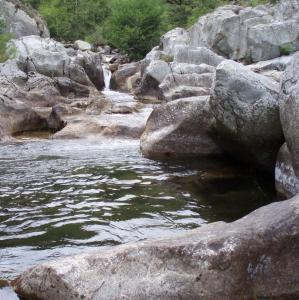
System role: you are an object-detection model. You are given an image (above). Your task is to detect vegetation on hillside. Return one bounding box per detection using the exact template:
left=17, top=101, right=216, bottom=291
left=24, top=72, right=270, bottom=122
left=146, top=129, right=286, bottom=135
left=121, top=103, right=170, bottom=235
left=0, top=17, right=13, bottom=63
left=19, top=0, right=276, bottom=59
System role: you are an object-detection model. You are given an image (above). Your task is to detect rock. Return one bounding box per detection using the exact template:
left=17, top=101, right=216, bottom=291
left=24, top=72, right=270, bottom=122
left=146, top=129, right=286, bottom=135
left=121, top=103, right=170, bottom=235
left=159, top=27, right=190, bottom=56
left=211, top=59, right=283, bottom=171
left=56, top=77, right=90, bottom=98
left=136, top=60, right=171, bottom=101
left=110, top=62, right=140, bottom=92
left=158, top=63, right=214, bottom=101
left=80, top=51, right=105, bottom=90
left=275, top=143, right=299, bottom=199
left=189, top=2, right=299, bottom=62
left=74, top=40, right=92, bottom=52
left=46, top=106, right=67, bottom=133
left=0, top=0, right=49, bottom=38
left=0, top=96, right=48, bottom=139
left=12, top=36, right=70, bottom=77
left=11, top=36, right=105, bottom=90
left=13, top=195, right=299, bottom=300
left=174, top=46, right=224, bottom=66
left=141, top=96, right=222, bottom=159
left=278, top=52, right=299, bottom=196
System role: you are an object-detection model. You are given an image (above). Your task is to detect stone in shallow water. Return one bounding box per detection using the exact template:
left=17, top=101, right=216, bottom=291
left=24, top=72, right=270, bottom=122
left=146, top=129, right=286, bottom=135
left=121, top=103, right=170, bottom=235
left=13, top=196, right=299, bottom=300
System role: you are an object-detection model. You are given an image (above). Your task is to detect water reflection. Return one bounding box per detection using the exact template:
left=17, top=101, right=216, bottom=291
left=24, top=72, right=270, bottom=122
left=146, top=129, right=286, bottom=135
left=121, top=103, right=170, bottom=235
left=0, top=137, right=275, bottom=279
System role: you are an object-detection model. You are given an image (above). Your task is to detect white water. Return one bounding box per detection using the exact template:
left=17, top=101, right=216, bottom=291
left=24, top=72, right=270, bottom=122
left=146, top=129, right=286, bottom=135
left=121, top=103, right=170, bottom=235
left=102, top=64, right=112, bottom=91
left=102, top=62, right=136, bottom=103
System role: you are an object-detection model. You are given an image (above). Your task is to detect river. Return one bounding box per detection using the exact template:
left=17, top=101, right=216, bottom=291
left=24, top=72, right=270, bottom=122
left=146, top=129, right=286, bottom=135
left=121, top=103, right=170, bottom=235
left=0, top=70, right=276, bottom=299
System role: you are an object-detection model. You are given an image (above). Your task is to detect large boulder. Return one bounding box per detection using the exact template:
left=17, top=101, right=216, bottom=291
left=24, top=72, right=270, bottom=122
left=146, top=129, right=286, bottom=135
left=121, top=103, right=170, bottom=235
left=10, top=36, right=105, bottom=90
left=13, top=196, right=299, bottom=300
left=278, top=52, right=299, bottom=197
left=211, top=59, right=283, bottom=171
left=189, top=2, right=299, bottom=62
left=0, top=0, right=49, bottom=38
left=141, top=96, right=222, bottom=159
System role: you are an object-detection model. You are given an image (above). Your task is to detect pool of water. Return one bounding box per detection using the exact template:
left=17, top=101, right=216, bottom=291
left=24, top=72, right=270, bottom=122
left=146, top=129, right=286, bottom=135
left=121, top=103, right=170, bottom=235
left=0, top=137, right=275, bottom=282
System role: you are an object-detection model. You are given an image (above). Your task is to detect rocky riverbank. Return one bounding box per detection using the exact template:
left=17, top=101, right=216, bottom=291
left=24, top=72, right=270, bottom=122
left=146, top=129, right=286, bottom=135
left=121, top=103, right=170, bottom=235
left=1, top=0, right=299, bottom=299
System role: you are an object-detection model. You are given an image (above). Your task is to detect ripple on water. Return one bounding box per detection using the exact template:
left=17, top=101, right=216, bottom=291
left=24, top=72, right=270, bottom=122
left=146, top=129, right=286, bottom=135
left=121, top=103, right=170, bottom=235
left=0, top=137, right=275, bottom=279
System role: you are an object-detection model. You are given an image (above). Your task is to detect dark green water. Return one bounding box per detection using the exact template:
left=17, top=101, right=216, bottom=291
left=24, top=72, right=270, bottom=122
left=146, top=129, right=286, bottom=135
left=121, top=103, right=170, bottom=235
left=0, top=137, right=275, bottom=282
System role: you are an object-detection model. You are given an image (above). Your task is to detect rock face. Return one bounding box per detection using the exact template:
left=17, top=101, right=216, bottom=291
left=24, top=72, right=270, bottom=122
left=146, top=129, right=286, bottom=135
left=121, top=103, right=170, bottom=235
left=211, top=59, right=283, bottom=171
left=11, top=36, right=105, bottom=90
left=13, top=196, right=299, bottom=300
left=275, top=143, right=299, bottom=199
left=278, top=52, right=299, bottom=197
left=141, top=96, right=222, bottom=159
left=189, top=3, right=299, bottom=62
left=0, top=0, right=49, bottom=38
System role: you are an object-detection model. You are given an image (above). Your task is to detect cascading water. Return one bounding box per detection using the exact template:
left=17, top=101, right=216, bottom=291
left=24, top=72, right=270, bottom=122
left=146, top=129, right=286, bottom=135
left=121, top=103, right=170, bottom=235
left=103, top=64, right=112, bottom=91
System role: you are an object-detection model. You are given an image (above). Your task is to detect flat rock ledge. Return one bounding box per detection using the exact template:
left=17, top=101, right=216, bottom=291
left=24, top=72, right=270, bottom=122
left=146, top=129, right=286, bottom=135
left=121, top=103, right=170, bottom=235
left=13, top=196, right=299, bottom=300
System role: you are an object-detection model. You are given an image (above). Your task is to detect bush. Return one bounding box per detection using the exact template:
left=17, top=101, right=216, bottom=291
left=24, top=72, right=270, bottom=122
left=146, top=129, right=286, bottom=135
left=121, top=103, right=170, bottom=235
left=103, top=0, right=167, bottom=59
left=0, top=17, right=13, bottom=63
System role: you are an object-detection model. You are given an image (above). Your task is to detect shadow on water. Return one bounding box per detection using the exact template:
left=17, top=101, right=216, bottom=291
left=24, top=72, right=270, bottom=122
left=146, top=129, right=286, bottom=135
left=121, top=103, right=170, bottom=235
left=0, top=138, right=276, bottom=285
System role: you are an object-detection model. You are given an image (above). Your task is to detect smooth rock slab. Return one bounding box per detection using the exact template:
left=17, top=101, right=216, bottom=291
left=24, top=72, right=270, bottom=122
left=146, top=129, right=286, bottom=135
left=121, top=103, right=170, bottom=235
left=13, top=196, right=299, bottom=300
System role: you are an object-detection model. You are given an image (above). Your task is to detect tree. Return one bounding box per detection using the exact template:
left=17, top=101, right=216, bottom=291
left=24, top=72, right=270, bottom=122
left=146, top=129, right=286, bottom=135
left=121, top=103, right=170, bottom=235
left=103, top=0, right=167, bottom=59
left=39, top=0, right=109, bottom=41
left=0, top=16, right=13, bottom=63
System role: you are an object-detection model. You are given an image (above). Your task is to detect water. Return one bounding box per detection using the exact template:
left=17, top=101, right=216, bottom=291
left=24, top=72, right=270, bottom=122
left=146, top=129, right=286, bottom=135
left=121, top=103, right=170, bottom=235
left=0, top=137, right=275, bottom=282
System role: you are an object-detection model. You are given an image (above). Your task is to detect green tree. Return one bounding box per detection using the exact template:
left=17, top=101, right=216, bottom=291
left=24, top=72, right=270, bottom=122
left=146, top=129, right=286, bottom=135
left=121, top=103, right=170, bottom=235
left=39, top=0, right=109, bottom=41
left=103, top=0, right=167, bottom=59
left=0, top=16, right=13, bottom=63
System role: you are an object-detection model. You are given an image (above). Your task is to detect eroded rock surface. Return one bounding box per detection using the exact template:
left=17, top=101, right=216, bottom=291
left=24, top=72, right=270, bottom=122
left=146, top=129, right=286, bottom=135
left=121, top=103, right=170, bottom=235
left=13, top=196, right=299, bottom=300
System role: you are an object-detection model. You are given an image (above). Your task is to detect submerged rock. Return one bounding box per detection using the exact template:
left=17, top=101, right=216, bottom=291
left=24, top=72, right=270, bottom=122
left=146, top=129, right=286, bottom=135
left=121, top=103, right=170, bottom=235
left=13, top=195, right=299, bottom=300
left=141, top=96, right=222, bottom=159
left=211, top=59, right=283, bottom=171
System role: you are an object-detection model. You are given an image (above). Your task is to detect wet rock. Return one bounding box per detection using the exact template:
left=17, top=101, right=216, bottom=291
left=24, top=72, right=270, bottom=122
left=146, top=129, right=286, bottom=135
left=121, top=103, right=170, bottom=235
left=13, top=195, right=299, bottom=300
left=141, top=96, right=222, bottom=159
left=275, top=143, right=299, bottom=199
left=110, top=62, right=140, bottom=92
left=211, top=59, right=283, bottom=171
left=278, top=52, right=299, bottom=197
left=47, top=106, right=67, bottom=133
left=0, top=97, right=48, bottom=140
left=0, top=0, right=49, bottom=38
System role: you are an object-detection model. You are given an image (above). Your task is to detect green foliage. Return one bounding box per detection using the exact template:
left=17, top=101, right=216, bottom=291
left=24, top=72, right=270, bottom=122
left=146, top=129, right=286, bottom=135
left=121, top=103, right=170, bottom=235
left=279, top=43, right=296, bottom=56
left=0, top=17, right=13, bottom=62
left=38, top=0, right=110, bottom=41
left=102, top=0, right=167, bottom=59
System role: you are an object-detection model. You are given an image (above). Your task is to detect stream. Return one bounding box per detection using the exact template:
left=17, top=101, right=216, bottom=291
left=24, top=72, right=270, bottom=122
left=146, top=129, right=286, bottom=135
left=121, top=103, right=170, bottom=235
left=0, top=67, right=276, bottom=299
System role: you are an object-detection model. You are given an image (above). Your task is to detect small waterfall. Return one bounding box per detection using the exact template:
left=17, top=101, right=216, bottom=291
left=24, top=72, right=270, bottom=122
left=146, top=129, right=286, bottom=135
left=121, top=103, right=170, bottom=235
left=103, top=64, right=112, bottom=91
